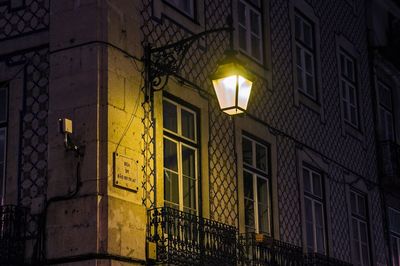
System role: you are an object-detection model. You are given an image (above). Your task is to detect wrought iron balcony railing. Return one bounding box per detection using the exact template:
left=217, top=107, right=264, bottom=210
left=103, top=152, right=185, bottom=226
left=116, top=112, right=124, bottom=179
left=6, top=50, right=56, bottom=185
left=0, top=205, right=27, bottom=265
left=147, top=207, right=237, bottom=266
left=379, top=140, right=400, bottom=189
left=304, top=252, right=353, bottom=266
left=238, top=233, right=352, bottom=266
left=238, top=232, right=303, bottom=266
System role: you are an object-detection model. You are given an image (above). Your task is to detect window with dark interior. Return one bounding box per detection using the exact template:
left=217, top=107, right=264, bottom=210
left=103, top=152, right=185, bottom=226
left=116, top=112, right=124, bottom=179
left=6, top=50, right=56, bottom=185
left=303, top=165, right=326, bottom=254
left=242, top=134, right=270, bottom=234
left=163, top=98, right=199, bottom=215
left=350, top=190, right=371, bottom=266
left=237, top=0, right=263, bottom=62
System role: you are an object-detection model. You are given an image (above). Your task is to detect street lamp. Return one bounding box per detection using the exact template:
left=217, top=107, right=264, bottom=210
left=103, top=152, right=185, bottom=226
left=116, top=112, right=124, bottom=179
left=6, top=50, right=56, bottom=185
left=211, top=50, right=254, bottom=115
left=144, top=23, right=254, bottom=115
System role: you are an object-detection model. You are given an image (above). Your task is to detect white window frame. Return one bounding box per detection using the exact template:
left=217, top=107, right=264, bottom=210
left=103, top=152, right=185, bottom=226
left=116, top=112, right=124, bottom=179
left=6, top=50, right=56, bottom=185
left=0, top=86, right=7, bottom=204
left=236, top=0, right=263, bottom=63
left=163, top=98, right=199, bottom=215
left=389, top=208, right=400, bottom=266
left=164, top=0, right=195, bottom=18
left=340, top=50, right=359, bottom=128
left=294, top=12, right=317, bottom=101
left=242, top=135, right=270, bottom=235
left=350, top=189, right=371, bottom=266
left=377, top=80, right=395, bottom=141
left=303, top=165, right=326, bottom=254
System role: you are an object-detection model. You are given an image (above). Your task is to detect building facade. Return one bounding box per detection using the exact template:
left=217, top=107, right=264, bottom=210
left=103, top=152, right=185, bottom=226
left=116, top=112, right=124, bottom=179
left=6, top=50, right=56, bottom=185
left=0, top=0, right=396, bottom=265
left=367, top=0, right=400, bottom=265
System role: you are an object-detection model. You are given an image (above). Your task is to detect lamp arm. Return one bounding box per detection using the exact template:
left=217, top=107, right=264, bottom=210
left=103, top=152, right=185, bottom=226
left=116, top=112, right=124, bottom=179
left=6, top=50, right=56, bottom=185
left=144, top=24, right=234, bottom=101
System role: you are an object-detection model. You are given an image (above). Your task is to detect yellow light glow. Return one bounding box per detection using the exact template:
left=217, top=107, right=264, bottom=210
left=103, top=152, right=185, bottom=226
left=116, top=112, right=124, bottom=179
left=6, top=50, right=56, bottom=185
left=212, top=75, right=237, bottom=109
left=238, top=75, right=252, bottom=110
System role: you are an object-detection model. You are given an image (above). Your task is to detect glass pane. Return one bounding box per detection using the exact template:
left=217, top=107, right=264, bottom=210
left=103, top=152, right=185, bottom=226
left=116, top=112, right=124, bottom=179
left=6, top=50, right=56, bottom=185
left=305, top=198, right=314, bottom=250
left=297, top=67, right=304, bottom=91
left=305, top=198, right=313, bottom=223
left=306, top=220, right=314, bottom=252
left=295, top=16, right=301, bottom=39
left=182, top=146, right=195, bottom=178
left=360, top=221, right=368, bottom=243
left=251, top=35, right=261, bottom=59
left=340, top=54, right=345, bottom=76
left=296, top=46, right=302, bottom=66
left=351, top=192, right=357, bottom=214
left=303, top=168, right=311, bottom=193
left=163, top=100, right=177, bottom=133
left=183, top=176, right=196, bottom=211
left=347, top=58, right=354, bottom=81
left=250, top=10, right=260, bottom=35
left=303, top=22, right=312, bottom=48
left=357, top=194, right=366, bottom=217
left=0, top=88, right=6, bottom=123
left=306, top=74, right=314, bottom=97
left=244, top=171, right=254, bottom=199
left=239, top=27, right=247, bottom=51
left=352, top=219, right=359, bottom=241
left=389, top=209, right=400, bottom=234
left=312, top=172, right=322, bottom=198
left=315, top=202, right=325, bottom=252
left=242, top=137, right=253, bottom=166
left=164, top=169, right=179, bottom=205
left=353, top=239, right=361, bottom=264
left=256, top=144, right=267, bottom=172
left=164, top=138, right=178, bottom=171
left=166, top=0, right=194, bottom=16
left=305, top=53, right=313, bottom=73
left=245, top=198, right=255, bottom=229
left=238, top=1, right=246, bottom=24
left=181, top=109, right=195, bottom=141
left=258, top=177, right=269, bottom=233
left=314, top=202, right=324, bottom=227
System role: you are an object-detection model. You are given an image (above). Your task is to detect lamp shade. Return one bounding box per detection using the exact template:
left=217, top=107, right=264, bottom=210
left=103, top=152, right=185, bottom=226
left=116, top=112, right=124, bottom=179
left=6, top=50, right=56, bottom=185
left=211, top=51, right=254, bottom=115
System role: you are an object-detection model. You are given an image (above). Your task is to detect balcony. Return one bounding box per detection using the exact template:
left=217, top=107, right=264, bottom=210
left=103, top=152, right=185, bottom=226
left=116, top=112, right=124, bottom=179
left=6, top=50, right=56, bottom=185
left=238, top=232, right=303, bottom=265
left=0, top=205, right=27, bottom=265
left=379, top=141, right=400, bottom=190
left=147, top=207, right=237, bottom=265
left=238, top=233, right=352, bottom=266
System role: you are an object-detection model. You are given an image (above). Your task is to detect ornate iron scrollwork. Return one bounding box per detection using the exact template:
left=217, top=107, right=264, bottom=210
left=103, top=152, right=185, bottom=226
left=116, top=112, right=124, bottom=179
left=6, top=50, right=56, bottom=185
left=143, top=26, right=232, bottom=101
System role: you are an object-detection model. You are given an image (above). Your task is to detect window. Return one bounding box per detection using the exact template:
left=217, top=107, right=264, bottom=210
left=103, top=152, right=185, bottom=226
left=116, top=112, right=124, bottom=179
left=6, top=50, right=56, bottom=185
left=237, top=0, right=263, bottom=62
left=303, top=165, right=326, bottom=254
left=163, top=98, right=198, bottom=214
left=350, top=190, right=371, bottom=266
left=164, top=0, right=195, bottom=18
left=242, top=135, right=270, bottom=234
left=294, top=11, right=317, bottom=100
left=389, top=208, right=400, bottom=266
left=0, top=86, right=7, bottom=202
left=340, top=50, right=359, bottom=128
left=378, top=81, right=395, bottom=141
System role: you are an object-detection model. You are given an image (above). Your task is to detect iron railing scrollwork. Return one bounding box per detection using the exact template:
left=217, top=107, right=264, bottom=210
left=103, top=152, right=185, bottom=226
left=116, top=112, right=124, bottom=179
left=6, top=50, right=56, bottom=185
left=147, top=207, right=237, bottom=265
left=148, top=210, right=353, bottom=266
left=238, top=232, right=303, bottom=266
left=304, top=252, right=353, bottom=266
left=238, top=233, right=353, bottom=266
left=0, top=205, right=27, bottom=265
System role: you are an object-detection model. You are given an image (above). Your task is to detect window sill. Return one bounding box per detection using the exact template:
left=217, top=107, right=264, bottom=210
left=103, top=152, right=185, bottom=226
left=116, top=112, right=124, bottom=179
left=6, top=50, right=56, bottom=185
left=297, top=92, right=325, bottom=122
left=153, top=0, right=205, bottom=35
left=237, top=52, right=271, bottom=83
left=344, top=123, right=364, bottom=142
